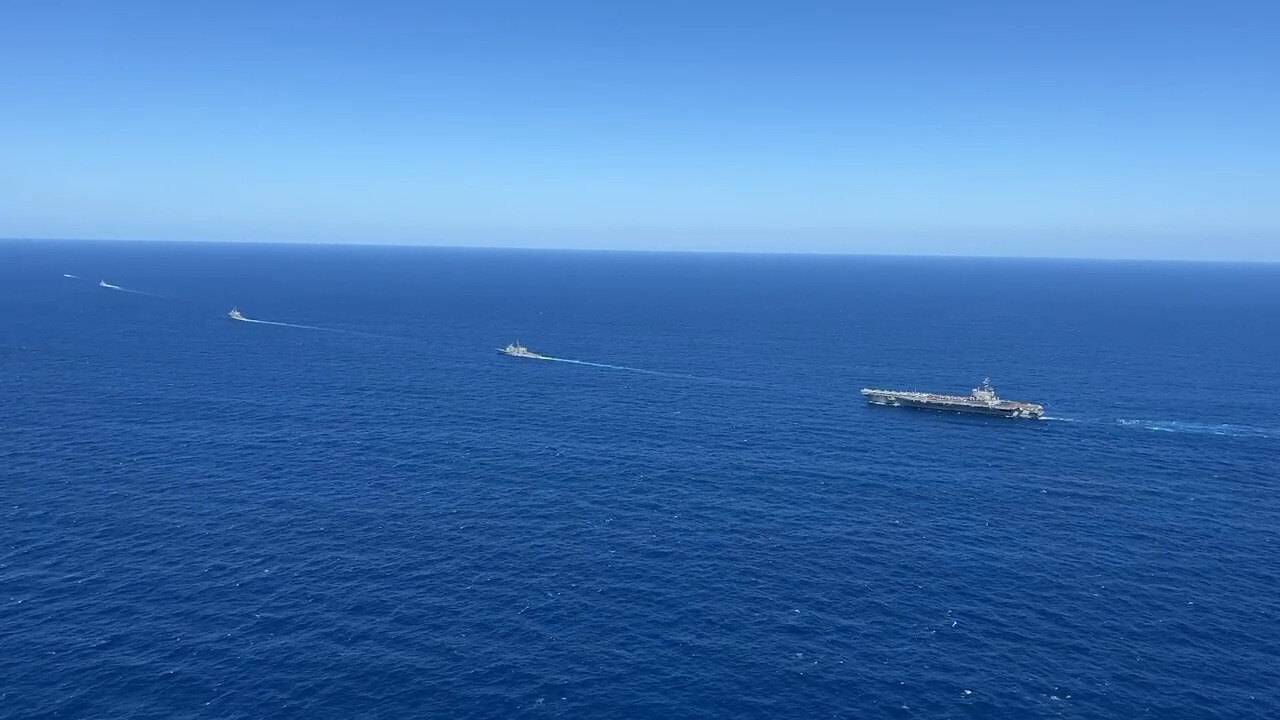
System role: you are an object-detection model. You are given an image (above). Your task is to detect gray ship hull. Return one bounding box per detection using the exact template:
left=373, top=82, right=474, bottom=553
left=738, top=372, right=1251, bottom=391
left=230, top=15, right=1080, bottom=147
left=862, top=388, right=1044, bottom=419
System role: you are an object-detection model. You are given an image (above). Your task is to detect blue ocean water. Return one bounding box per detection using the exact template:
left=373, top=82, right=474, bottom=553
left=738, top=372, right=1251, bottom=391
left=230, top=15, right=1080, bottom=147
left=3, top=240, right=1278, bottom=719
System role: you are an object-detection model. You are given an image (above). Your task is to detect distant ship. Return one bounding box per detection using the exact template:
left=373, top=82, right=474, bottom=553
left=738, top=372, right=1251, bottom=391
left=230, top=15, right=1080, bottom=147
left=98, top=280, right=111, bottom=288
left=497, top=341, right=546, bottom=359
left=228, top=307, right=246, bottom=321
left=862, top=379, right=1044, bottom=419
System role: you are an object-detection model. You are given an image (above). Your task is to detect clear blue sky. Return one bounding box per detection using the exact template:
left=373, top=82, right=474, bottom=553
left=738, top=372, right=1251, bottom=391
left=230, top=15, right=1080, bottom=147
left=2, top=1, right=1277, bottom=260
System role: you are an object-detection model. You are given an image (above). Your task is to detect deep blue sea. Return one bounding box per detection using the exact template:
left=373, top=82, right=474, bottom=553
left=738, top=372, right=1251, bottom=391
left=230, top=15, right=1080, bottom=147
left=3, top=240, right=1278, bottom=719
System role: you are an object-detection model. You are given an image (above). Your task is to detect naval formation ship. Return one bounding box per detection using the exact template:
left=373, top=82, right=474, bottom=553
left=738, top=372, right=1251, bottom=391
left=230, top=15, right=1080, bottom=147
left=862, top=379, right=1044, bottom=419
left=497, top=341, right=548, bottom=359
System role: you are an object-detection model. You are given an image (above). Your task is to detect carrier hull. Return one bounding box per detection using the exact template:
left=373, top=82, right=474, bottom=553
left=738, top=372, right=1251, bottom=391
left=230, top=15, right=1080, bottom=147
left=862, top=386, right=1044, bottom=419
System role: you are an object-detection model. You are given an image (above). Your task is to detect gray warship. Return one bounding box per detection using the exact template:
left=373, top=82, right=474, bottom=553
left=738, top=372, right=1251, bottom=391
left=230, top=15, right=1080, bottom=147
left=497, top=341, right=547, bottom=359
left=861, top=379, right=1044, bottom=419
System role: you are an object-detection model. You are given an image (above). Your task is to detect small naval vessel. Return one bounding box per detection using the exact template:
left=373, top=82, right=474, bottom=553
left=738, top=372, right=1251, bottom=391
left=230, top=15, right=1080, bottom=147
left=497, top=341, right=546, bottom=359
left=862, top=379, right=1044, bottom=419
left=98, top=280, right=112, bottom=288
left=228, top=307, right=246, bottom=321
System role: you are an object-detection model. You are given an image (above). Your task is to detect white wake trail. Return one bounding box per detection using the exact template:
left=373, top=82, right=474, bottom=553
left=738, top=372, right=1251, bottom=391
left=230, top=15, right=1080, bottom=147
left=1047, top=415, right=1278, bottom=439
left=1116, top=418, right=1279, bottom=440
left=98, top=280, right=160, bottom=296
left=540, top=355, right=669, bottom=376
left=533, top=354, right=756, bottom=388
left=235, top=317, right=334, bottom=332
left=229, top=310, right=390, bottom=338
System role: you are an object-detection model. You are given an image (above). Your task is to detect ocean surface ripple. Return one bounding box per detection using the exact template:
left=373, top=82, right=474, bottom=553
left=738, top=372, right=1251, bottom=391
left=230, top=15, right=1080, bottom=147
left=3, top=242, right=1279, bottom=719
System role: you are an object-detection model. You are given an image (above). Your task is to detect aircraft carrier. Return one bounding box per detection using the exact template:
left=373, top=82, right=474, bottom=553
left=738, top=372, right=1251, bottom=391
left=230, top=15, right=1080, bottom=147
left=861, top=379, right=1044, bottom=419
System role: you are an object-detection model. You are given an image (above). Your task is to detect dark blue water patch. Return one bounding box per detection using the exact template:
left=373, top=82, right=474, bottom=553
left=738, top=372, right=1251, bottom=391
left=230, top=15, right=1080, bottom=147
left=2, top=240, right=1278, bottom=719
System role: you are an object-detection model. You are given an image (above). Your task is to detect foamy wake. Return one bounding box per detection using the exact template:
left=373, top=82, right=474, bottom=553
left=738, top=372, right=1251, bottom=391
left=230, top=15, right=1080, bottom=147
left=533, top=354, right=753, bottom=387
left=540, top=356, right=669, bottom=376
left=235, top=317, right=334, bottom=332
left=1116, top=419, right=1279, bottom=440
left=98, top=281, right=159, bottom=296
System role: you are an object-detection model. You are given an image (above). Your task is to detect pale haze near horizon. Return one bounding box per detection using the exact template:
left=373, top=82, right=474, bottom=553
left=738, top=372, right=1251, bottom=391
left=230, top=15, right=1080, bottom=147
left=2, top=2, right=1277, bottom=262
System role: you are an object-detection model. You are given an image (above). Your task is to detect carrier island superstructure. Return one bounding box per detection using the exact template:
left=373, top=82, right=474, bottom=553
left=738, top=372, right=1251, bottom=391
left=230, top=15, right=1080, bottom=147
left=861, top=379, right=1044, bottom=419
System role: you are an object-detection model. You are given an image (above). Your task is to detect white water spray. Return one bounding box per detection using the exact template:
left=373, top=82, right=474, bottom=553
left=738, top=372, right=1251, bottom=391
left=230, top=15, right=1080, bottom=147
left=1116, top=418, right=1279, bottom=439
left=98, top=280, right=159, bottom=296
left=236, top=317, right=334, bottom=331
left=521, top=352, right=755, bottom=388
left=229, top=309, right=350, bottom=333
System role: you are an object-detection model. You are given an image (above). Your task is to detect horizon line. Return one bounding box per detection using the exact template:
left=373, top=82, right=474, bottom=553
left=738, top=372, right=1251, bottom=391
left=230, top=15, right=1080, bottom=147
left=3, top=235, right=1277, bottom=266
